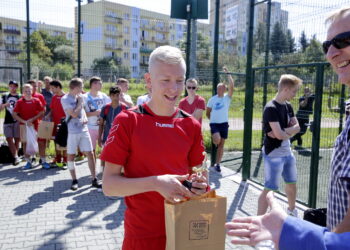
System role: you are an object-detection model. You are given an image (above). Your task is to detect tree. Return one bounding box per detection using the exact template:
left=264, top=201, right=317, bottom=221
left=299, top=31, right=309, bottom=52
left=270, top=22, right=288, bottom=62
left=53, top=45, right=74, bottom=64
left=304, top=35, right=324, bottom=63
left=29, top=31, right=52, bottom=63
left=91, top=57, right=130, bottom=81
left=286, top=29, right=296, bottom=53
left=254, top=22, right=266, bottom=54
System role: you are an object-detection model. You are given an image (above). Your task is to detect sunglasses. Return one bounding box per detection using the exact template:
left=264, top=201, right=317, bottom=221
left=322, top=31, right=350, bottom=54
left=187, top=86, right=197, bottom=90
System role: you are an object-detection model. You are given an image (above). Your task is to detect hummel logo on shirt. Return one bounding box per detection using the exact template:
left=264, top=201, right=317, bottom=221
left=155, top=122, right=174, bottom=128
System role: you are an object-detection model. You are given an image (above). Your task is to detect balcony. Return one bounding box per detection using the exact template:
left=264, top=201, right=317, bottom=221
left=154, top=38, right=168, bottom=44
left=154, top=26, right=169, bottom=32
left=104, top=30, right=123, bottom=37
left=104, top=16, right=123, bottom=24
left=140, top=46, right=153, bottom=54
left=3, top=29, right=20, bottom=35
left=105, top=43, right=122, bottom=50
left=7, top=48, right=21, bottom=55
left=140, top=61, right=148, bottom=66
left=4, top=40, right=20, bottom=45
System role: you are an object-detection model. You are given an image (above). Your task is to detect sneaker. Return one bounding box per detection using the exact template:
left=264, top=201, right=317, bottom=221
left=91, top=178, right=102, bottom=192
left=71, top=180, right=78, bottom=191
left=42, top=162, right=51, bottom=169
left=56, top=162, right=67, bottom=170
left=13, top=157, right=20, bottom=166
left=75, top=155, right=84, bottom=162
left=31, top=157, right=36, bottom=164
left=24, top=162, right=32, bottom=169
left=287, top=208, right=298, bottom=217
left=215, top=164, right=221, bottom=172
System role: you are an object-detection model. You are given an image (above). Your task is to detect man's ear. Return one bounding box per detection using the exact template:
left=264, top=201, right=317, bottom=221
left=144, top=73, right=151, bottom=87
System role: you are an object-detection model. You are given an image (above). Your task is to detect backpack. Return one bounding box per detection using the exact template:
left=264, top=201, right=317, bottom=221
left=103, top=103, right=127, bottom=117
left=0, top=143, right=13, bottom=163
left=54, top=117, right=72, bottom=148
left=303, top=208, right=327, bottom=227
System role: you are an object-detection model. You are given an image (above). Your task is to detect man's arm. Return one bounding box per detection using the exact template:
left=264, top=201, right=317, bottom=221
left=65, top=96, right=83, bottom=118
left=98, top=117, right=105, bottom=148
left=333, top=189, right=350, bottom=233
left=284, top=116, right=300, bottom=135
left=268, top=122, right=292, bottom=140
left=192, top=109, right=204, bottom=121
left=206, top=107, right=212, bottom=120
left=120, top=94, right=133, bottom=107
left=102, top=161, right=195, bottom=203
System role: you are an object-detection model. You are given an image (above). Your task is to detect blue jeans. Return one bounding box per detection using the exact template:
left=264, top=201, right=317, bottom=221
left=263, top=153, right=297, bottom=190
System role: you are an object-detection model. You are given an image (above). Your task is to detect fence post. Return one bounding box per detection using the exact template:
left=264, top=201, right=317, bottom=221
left=26, top=0, right=31, bottom=81
left=77, top=0, right=82, bottom=77
left=242, top=0, right=255, bottom=180
left=210, top=0, right=220, bottom=167
left=308, top=63, right=324, bottom=208
left=185, top=0, right=192, bottom=81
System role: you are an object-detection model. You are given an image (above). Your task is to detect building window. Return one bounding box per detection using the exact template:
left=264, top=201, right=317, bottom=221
left=132, top=66, right=138, bottom=73
left=124, top=39, right=129, bottom=47
left=132, top=53, right=137, bottom=60
left=133, top=28, right=138, bottom=36
left=132, top=41, right=138, bottom=48
left=124, top=52, right=129, bottom=59
left=124, top=26, right=129, bottom=34
left=124, top=13, right=130, bottom=20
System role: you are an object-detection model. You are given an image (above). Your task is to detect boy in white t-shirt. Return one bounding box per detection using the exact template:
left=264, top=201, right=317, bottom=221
left=116, top=78, right=134, bottom=107
left=83, top=77, right=111, bottom=161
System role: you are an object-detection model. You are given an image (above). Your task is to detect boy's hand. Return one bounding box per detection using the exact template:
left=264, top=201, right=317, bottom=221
left=189, top=174, right=208, bottom=195
left=155, top=174, right=194, bottom=203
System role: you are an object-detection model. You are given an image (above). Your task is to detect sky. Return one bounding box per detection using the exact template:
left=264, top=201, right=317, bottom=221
left=0, top=0, right=347, bottom=41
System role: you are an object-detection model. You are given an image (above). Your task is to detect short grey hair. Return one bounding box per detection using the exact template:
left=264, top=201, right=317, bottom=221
left=325, top=6, right=350, bottom=26
left=148, top=46, right=186, bottom=73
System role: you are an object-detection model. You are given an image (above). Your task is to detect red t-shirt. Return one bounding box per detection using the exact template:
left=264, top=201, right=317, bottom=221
left=178, top=95, right=206, bottom=124
left=32, top=92, right=46, bottom=107
left=50, top=94, right=66, bottom=125
left=13, top=97, right=45, bottom=130
left=101, top=103, right=205, bottom=240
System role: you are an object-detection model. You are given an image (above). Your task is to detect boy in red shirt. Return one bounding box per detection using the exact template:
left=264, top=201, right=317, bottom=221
left=13, top=84, right=45, bottom=169
left=178, top=78, right=206, bottom=124
left=27, top=80, right=50, bottom=168
left=101, top=46, right=208, bottom=250
left=45, top=80, right=67, bottom=168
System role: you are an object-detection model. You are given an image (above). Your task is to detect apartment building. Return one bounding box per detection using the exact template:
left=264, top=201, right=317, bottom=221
left=209, top=0, right=288, bottom=56
left=0, top=17, right=74, bottom=81
left=77, top=0, right=210, bottom=78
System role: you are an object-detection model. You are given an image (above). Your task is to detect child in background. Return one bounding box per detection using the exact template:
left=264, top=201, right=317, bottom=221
left=98, top=86, right=128, bottom=170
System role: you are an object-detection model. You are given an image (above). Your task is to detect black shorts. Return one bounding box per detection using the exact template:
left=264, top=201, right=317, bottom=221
left=210, top=122, right=229, bottom=139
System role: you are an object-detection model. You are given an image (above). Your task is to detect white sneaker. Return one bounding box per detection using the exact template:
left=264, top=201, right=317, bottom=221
left=287, top=208, right=298, bottom=217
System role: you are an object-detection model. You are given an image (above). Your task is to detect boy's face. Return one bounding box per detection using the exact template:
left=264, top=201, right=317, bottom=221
left=50, top=86, right=60, bottom=95
left=147, top=61, right=185, bottom=108
left=118, top=82, right=129, bottom=93
left=71, top=85, right=83, bottom=95
left=9, top=84, right=18, bottom=94
left=110, top=92, right=120, bottom=102
left=91, top=81, right=102, bottom=91
left=23, top=87, right=32, bottom=98
left=283, top=85, right=300, bottom=101
left=31, top=82, right=38, bottom=93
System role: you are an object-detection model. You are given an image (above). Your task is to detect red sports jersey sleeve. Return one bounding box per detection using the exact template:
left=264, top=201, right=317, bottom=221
left=33, top=92, right=46, bottom=107
left=100, top=111, right=134, bottom=166
left=50, top=95, right=66, bottom=125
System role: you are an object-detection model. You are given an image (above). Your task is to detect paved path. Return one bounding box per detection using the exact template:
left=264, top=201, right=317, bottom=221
left=0, top=159, right=308, bottom=250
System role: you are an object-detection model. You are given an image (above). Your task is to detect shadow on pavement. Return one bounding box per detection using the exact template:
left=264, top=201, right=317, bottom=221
left=226, top=181, right=250, bottom=221
left=0, top=163, right=62, bottom=185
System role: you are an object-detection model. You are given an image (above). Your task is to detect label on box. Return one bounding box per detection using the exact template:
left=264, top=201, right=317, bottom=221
left=189, top=220, right=209, bottom=240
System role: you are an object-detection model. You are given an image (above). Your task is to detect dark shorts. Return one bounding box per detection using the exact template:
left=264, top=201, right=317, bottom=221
left=210, top=122, right=229, bottom=139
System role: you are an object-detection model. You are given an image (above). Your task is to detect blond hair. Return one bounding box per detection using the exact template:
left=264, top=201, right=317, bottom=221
left=325, top=6, right=350, bottom=26
left=278, top=74, right=302, bottom=91
left=69, top=78, right=84, bottom=90
left=22, top=83, right=33, bottom=90
left=43, top=76, right=52, bottom=82
left=148, top=46, right=186, bottom=73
